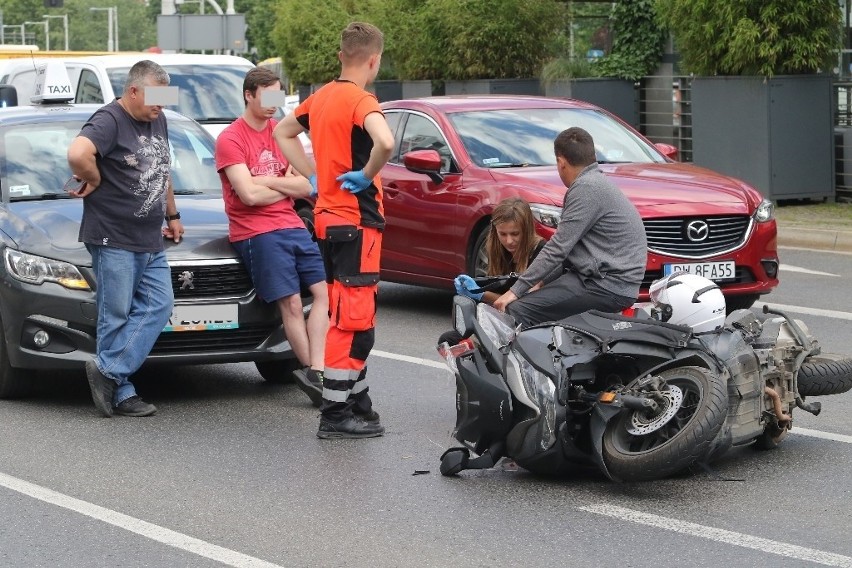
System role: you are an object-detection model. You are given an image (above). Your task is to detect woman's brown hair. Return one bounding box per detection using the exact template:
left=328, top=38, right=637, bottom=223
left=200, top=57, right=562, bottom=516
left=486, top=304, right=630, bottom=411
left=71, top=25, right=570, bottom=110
left=486, top=198, right=543, bottom=276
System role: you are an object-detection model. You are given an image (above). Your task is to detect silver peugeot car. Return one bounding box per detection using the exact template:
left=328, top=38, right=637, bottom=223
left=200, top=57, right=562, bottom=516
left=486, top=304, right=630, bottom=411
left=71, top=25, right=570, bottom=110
left=0, top=92, right=305, bottom=398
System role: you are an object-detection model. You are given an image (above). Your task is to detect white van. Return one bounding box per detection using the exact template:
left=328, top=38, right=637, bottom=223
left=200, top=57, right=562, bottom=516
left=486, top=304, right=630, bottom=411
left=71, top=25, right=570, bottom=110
left=0, top=53, right=261, bottom=138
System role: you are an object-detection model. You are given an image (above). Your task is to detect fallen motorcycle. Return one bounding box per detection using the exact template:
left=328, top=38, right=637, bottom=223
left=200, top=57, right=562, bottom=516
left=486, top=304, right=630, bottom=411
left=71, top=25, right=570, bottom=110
left=437, top=273, right=852, bottom=482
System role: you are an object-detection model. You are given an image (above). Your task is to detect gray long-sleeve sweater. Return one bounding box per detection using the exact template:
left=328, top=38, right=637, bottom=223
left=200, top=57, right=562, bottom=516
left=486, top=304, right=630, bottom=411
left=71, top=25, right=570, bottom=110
left=510, top=163, right=647, bottom=299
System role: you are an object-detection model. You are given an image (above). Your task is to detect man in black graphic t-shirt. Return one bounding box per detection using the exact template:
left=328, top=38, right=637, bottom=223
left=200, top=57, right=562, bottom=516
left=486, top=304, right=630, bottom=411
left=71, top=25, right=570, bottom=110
left=68, top=60, right=184, bottom=418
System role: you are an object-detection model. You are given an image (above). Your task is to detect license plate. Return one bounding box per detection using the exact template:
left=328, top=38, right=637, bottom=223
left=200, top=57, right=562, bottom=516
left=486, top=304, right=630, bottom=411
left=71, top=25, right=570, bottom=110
left=163, top=304, right=239, bottom=332
left=663, top=261, right=736, bottom=281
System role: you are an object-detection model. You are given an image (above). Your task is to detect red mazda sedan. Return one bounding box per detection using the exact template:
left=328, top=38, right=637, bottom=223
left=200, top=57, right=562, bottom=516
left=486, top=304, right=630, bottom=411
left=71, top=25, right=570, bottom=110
left=378, top=96, right=778, bottom=311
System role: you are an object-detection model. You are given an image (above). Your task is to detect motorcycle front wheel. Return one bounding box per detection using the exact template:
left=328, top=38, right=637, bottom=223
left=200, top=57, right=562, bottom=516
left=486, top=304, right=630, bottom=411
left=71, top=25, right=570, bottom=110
left=602, top=366, right=728, bottom=482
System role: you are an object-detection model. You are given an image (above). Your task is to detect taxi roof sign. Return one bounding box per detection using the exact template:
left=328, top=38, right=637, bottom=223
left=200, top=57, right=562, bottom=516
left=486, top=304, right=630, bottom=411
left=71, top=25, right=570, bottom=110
left=30, top=60, right=74, bottom=104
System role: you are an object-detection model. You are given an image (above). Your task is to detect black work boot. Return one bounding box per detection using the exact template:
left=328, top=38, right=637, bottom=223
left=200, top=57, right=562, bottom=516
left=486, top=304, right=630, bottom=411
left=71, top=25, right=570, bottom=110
left=317, top=414, right=385, bottom=439
left=349, top=367, right=381, bottom=426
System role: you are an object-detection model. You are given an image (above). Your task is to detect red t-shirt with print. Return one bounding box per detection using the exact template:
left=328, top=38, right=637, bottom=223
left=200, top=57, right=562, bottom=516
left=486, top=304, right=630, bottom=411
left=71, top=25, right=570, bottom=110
left=215, top=117, right=304, bottom=242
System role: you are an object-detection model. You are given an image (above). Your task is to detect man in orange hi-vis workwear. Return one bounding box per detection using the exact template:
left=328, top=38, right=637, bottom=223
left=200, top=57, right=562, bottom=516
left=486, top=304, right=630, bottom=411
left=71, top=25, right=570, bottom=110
left=273, top=22, right=395, bottom=439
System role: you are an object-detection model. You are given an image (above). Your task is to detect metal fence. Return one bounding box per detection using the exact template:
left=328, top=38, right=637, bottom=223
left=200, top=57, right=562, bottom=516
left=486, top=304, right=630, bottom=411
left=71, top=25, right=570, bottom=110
left=833, top=81, right=852, bottom=201
left=638, top=76, right=693, bottom=163
left=636, top=75, right=852, bottom=202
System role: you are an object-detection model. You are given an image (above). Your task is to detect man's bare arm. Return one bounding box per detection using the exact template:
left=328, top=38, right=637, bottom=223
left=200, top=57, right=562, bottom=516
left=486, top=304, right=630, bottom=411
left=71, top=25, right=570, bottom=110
left=223, top=163, right=290, bottom=206
left=272, top=114, right=315, bottom=178
left=361, top=112, right=395, bottom=179
left=163, top=178, right=184, bottom=243
left=66, top=136, right=101, bottom=197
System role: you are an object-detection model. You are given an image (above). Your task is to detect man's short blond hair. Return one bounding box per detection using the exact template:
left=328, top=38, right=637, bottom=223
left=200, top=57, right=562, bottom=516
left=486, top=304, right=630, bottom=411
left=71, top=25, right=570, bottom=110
left=340, top=22, right=384, bottom=64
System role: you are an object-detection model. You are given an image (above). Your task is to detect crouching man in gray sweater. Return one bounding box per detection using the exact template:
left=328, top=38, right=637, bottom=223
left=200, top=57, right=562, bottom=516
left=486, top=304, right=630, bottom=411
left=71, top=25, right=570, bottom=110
left=493, top=127, right=647, bottom=327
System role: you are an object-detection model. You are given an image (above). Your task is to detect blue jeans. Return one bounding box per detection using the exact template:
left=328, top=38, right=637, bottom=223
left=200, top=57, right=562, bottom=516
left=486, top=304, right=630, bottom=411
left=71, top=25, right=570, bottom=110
left=87, top=245, right=173, bottom=405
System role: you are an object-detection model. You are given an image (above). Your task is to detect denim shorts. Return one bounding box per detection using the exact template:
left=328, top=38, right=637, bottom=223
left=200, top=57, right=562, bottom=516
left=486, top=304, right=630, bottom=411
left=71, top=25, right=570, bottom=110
left=232, top=228, right=326, bottom=302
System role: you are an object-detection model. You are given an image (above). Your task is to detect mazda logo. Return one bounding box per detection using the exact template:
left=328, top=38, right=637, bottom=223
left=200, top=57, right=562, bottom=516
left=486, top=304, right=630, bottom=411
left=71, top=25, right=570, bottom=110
left=685, top=220, right=710, bottom=242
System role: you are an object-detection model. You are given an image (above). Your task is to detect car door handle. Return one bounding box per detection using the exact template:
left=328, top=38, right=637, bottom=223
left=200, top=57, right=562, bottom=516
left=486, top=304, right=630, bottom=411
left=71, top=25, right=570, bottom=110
left=385, top=184, right=399, bottom=198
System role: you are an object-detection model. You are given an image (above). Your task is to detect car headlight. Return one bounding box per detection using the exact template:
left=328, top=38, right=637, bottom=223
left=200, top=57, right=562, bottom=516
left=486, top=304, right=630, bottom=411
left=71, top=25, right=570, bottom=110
left=516, top=353, right=558, bottom=450
left=529, top=203, right=562, bottom=228
left=753, top=199, right=775, bottom=223
left=4, top=249, right=91, bottom=290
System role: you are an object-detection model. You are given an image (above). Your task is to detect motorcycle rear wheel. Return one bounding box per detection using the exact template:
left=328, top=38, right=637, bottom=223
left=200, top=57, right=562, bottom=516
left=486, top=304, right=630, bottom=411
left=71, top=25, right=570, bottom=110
left=797, top=354, right=852, bottom=396
left=602, top=366, right=727, bottom=482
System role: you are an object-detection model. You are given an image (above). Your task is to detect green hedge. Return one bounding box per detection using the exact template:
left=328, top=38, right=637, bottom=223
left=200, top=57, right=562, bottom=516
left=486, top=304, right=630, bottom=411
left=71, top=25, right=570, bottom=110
left=272, top=0, right=564, bottom=84
left=655, top=0, right=842, bottom=76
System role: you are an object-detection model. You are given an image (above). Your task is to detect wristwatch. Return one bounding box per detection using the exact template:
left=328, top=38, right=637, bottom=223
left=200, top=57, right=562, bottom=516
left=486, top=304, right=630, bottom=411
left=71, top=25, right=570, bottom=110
left=165, top=212, right=181, bottom=221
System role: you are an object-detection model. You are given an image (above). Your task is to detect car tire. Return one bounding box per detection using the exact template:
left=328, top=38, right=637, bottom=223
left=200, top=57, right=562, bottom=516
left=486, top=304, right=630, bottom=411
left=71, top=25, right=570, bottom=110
left=0, top=315, right=28, bottom=399
left=255, top=358, right=302, bottom=384
left=725, top=293, right=759, bottom=313
left=468, top=227, right=489, bottom=277
left=296, top=202, right=316, bottom=238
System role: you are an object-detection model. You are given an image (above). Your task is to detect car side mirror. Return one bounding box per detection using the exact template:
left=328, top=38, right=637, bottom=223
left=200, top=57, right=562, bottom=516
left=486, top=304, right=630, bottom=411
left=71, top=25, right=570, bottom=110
left=0, top=85, right=18, bottom=108
left=654, top=143, right=678, bottom=161
left=403, top=149, right=444, bottom=184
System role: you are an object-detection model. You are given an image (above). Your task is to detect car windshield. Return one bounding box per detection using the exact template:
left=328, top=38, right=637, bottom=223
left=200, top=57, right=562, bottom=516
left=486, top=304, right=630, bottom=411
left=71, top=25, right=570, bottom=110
left=106, top=65, right=284, bottom=124
left=448, top=108, right=666, bottom=168
left=1, top=118, right=221, bottom=201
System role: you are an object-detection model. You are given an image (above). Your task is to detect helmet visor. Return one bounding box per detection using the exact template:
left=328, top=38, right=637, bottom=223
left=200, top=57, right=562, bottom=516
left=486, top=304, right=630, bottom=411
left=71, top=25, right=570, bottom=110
left=649, top=271, right=683, bottom=305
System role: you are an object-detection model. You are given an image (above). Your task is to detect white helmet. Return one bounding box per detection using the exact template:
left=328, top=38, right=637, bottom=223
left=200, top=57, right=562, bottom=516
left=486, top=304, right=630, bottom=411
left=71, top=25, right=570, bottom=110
left=649, top=272, right=726, bottom=333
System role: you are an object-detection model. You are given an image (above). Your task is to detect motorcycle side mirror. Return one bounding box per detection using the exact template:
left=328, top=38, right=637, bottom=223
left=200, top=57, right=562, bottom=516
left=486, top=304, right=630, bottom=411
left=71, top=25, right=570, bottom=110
left=452, top=295, right=478, bottom=338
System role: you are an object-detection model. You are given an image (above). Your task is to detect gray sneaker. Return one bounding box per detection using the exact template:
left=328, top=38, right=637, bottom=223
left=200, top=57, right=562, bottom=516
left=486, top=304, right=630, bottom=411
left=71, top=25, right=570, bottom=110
left=292, top=367, right=323, bottom=408
left=85, top=360, right=115, bottom=418
left=113, top=395, right=157, bottom=417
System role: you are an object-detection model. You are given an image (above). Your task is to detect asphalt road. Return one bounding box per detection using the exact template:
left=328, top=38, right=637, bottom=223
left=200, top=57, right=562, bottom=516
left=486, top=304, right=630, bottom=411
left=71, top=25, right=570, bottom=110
left=1, top=244, right=852, bottom=568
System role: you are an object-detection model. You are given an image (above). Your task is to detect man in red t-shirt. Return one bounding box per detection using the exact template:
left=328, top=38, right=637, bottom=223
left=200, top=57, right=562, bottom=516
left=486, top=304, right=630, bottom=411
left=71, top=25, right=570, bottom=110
left=215, top=67, right=328, bottom=403
left=274, top=22, right=394, bottom=439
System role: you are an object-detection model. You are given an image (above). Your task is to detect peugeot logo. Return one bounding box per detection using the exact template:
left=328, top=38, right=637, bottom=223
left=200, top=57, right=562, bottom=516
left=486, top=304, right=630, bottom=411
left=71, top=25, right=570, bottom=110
left=178, top=270, right=195, bottom=290
left=685, top=220, right=710, bottom=242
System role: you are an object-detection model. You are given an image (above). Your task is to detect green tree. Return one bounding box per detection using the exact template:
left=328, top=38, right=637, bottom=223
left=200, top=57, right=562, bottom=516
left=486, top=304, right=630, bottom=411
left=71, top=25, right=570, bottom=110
left=237, top=0, right=276, bottom=60
left=392, top=0, right=564, bottom=80
left=271, top=0, right=354, bottom=85
left=594, top=0, right=665, bottom=80
left=655, top=0, right=842, bottom=76
left=0, top=0, right=156, bottom=51
left=269, top=0, right=565, bottom=83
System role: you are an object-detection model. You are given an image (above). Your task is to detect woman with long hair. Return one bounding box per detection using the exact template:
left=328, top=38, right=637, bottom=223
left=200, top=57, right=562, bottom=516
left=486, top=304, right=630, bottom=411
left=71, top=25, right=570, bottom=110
left=485, top=197, right=544, bottom=280
left=440, top=198, right=544, bottom=346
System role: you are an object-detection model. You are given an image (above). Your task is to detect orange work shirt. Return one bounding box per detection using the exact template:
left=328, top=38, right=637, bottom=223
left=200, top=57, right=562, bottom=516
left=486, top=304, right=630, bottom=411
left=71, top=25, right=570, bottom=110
left=294, top=80, right=385, bottom=229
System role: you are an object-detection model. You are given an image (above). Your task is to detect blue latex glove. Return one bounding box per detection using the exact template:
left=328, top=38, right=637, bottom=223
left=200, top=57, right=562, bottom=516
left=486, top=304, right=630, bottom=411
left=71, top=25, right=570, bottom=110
left=336, top=169, right=372, bottom=193
left=308, top=174, right=318, bottom=199
left=454, top=274, right=483, bottom=301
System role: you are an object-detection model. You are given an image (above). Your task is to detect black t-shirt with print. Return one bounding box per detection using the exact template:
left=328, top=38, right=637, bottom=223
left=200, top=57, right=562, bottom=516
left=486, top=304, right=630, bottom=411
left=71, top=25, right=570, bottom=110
left=78, top=100, right=171, bottom=253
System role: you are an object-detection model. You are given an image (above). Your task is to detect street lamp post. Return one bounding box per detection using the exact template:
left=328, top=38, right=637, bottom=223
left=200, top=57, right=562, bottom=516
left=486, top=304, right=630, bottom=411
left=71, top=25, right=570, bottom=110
left=43, top=14, right=69, bottom=51
left=89, top=7, right=118, bottom=52
left=23, top=20, right=48, bottom=51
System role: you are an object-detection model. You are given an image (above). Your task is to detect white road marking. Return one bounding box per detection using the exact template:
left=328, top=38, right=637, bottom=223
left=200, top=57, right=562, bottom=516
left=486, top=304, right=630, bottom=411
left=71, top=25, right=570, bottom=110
left=0, top=472, right=284, bottom=568
left=372, top=349, right=447, bottom=370
left=781, top=264, right=839, bottom=277
left=780, top=245, right=852, bottom=256
left=794, top=427, right=852, bottom=444
left=755, top=301, right=852, bottom=321
left=580, top=504, right=852, bottom=567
